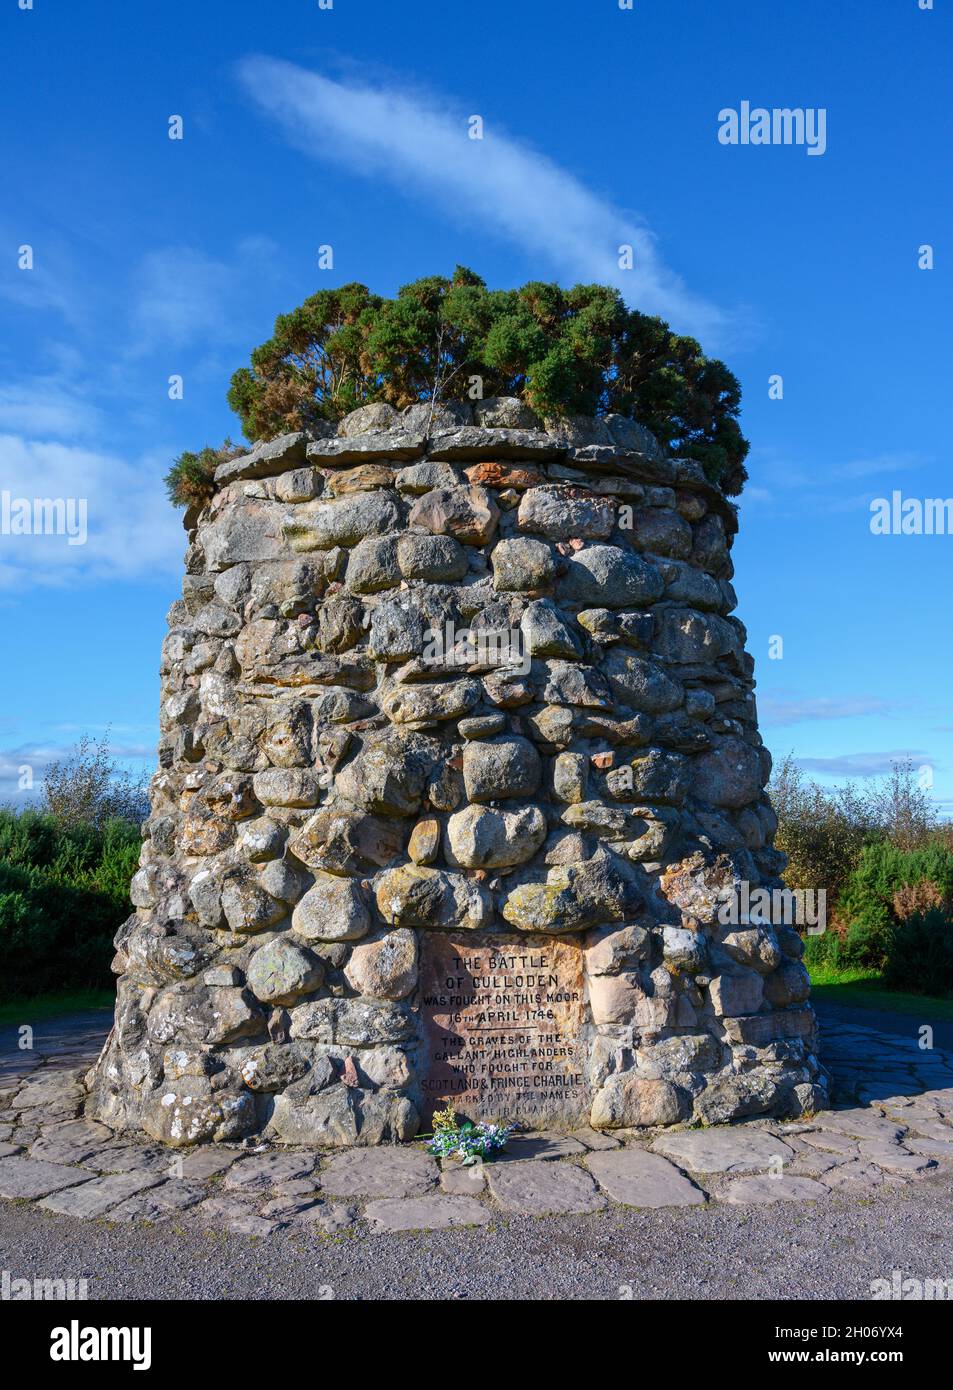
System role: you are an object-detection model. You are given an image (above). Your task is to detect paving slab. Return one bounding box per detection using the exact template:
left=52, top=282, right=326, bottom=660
left=859, top=1147, right=936, bottom=1177
left=364, top=1195, right=492, bottom=1231
left=175, top=1147, right=241, bottom=1180
left=320, top=1147, right=438, bottom=1199
left=498, top=1133, right=588, bottom=1162
left=905, top=1136, right=953, bottom=1158
left=440, top=1164, right=487, bottom=1195
left=11, top=1071, right=84, bottom=1111
left=823, top=1160, right=885, bottom=1189
left=223, top=1152, right=318, bottom=1193
left=570, top=1127, right=621, bottom=1151
left=191, top=1195, right=285, bottom=1236
left=29, top=1120, right=114, bottom=1166
left=88, top=1144, right=176, bottom=1175
left=107, top=1181, right=209, bottom=1222
left=814, top=1109, right=905, bottom=1142
left=487, top=1159, right=607, bottom=1216
left=721, top=1175, right=830, bottom=1204
left=0, top=1156, right=93, bottom=1200
left=39, top=1171, right=164, bottom=1218
left=651, top=1129, right=793, bottom=1175
left=586, top=1148, right=706, bottom=1208
left=797, top=1129, right=859, bottom=1156
left=901, top=1118, right=953, bottom=1143
left=260, top=1197, right=358, bottom=1233
left=786, top=1151, right=848, bottom=1179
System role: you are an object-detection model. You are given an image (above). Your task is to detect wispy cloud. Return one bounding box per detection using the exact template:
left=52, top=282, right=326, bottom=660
left=795, top=750, right=931, bottom=778
left=0, top=379, right=104, bottom=440
left=760, top=693, right=896, bottom=726
left=0, top=433, right=182, bottom=589
left=0, top=226, right=87, bottom=327
left=832, top=453, right=927, bottom=482
left=130, top=236, right=282, bottom=352
left=236, top=56, right=730, bottom=344
left=741, top=448, right=932, bottom=519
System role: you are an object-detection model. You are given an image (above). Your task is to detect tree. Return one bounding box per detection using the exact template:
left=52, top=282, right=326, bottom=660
left=43, top=733, right=149, bottom=830
left=220, top=267, right=750, bottom=494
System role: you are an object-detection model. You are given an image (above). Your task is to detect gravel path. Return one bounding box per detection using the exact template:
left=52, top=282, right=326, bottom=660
left=3, top=1173, right=953, bottom=1300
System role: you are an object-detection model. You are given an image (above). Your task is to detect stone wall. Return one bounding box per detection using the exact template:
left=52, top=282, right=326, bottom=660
left=88, top=398, right=827, bottom=1147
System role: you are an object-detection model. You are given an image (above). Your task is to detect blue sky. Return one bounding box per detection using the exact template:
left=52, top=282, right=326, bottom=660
left=1, top=0, right=951, bottom=813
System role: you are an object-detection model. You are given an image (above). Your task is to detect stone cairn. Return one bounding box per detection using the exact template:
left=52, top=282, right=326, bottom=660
left=88, top=397, right=828, bottom=1148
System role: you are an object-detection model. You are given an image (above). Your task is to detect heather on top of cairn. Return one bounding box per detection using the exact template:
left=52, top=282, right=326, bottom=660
left=165, top=269, right=749, bottom=510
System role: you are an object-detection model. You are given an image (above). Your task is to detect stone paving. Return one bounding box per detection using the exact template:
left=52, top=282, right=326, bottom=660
left=2, top=1008, right=953, bottom=1236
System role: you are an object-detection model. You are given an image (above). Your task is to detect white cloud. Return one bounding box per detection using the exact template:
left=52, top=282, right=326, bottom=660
left=131, top=236, right=282, bottom=352
left=795, top=751, right=930, bottom=778
left=760, top=693, right=895, bottom=726
left=133, top=248, right=234, bottom=348
left=0, top=228, right=86, bottom=327
left=0, top=433, right=182, bottom=589
left=741, top=449, right=931, bottom=517
left=237, top=56, right=729, bottom=343
left=0, top=379, right=104, bottom=440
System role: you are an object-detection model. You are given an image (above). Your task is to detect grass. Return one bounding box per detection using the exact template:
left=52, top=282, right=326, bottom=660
left=808, top=965, right=953, bottom=1022
left=0, top=988, right=114, bottom=1026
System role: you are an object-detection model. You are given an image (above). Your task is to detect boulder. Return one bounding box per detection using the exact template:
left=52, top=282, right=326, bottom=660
left=374, top=864, right=492, bottom=931
left=446, top=803, right=547, bottom=868
left=462, top=736, right=542, bottom=802
left=292, top=874, right=371, bottom=942
left=247, top=938, right=324, bottom=1006
left=408, top=485, right=500, bottom=546
left=591, top=1076, right=690, bottom=1128
left=343, top=930, right=418, bottom=1000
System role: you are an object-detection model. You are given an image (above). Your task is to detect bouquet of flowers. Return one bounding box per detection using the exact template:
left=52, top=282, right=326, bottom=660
left=424, top=1105, right=515, bottom=1166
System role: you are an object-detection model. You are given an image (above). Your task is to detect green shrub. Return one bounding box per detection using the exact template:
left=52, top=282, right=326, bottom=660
left=164, top=439, right=243, bottom=508
left=802, top=930, right=847, bottom=973
left=883, top=909, right=953, bottom=996
left=841, top=903, right=894, bottom=968
left=221, top=267, right=750, bottom=495
left=0, top=810, right=139, bottom=999
left=834, top=840, right=953, bottom=970
left=839, top=841, right=953, bottom=921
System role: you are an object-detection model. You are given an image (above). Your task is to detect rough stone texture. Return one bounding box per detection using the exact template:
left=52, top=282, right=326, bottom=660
left=651, top=1129, right=794, bottom=1174
left=440, top=1163, right=487, bottom=1195
left=486, top=1159, right=607, bottom=1215
left=585, top=1148, right=707, bottom=1208
left=319, top=1147, right=438, bottom=1198
left=38, top=1171, right=165, bottom=1218
left=721, top=1175, right=831, bottom=1204
left=89, top=409, right=825, bottom=1148
left=0, top=1156, right=93, bottom=1200
left=364, top=1194, right=492, bottom=1231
